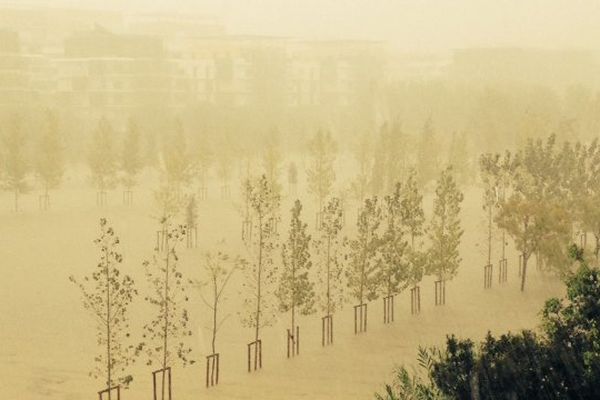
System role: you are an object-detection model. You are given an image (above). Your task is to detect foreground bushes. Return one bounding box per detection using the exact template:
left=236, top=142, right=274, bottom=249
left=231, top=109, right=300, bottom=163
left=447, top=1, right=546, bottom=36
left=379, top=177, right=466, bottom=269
left=377, top=246, right=600, bottom=400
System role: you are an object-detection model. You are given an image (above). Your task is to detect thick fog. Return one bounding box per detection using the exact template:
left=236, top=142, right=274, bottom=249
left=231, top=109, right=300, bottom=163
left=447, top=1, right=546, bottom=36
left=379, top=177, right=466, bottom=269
left=0, top=1, right=598, bottom=400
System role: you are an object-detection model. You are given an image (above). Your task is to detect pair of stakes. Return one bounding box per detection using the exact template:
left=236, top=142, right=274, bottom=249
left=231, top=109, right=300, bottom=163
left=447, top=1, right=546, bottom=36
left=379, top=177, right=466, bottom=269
left=483, top=261, right=509, bottom=288
left=122, top=190, right=133, bottom=206
left=410, top=286, right=421, bottom=315
left=287, top=326, right=300, bottom=358
left=434, top=280, right=446, bottom=306
left=99, top=368, right=173, bottom=400
left=247, top=339, right=262, bottom=372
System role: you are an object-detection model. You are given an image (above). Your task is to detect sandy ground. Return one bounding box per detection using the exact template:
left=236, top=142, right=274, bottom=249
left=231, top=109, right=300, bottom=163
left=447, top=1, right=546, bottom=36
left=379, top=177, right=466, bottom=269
left=0, top=171, right=564, bottom=400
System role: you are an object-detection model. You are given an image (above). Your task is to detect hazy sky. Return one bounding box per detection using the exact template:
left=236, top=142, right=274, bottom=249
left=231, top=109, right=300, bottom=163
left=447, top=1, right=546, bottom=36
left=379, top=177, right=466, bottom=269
left=2, top=0, right=600, bottom=51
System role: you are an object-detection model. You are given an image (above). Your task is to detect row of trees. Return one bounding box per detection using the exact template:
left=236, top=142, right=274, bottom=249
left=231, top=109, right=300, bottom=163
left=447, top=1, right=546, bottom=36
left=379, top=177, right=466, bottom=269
left=71, top=164, right=464, bottom=399
left=479, top=134, right=600, bottom=291
left=240, top=167, right=463, bottom=359
left=1, top=111, right=473, bottom=213
left=0, top=112, right=64, bottom=211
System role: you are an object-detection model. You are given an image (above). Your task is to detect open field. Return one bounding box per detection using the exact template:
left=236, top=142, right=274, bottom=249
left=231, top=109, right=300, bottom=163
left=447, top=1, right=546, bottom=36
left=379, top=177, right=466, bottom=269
left=0, top=173, right=564, bottom=400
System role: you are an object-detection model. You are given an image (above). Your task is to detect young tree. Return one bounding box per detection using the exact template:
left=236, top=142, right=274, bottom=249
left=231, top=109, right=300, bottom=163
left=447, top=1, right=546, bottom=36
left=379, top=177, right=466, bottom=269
left=89, top=118, right=118, bottom=201
left=69, top=219, right=138, bottom=396
left=2, top=115, right=29, bottom=211
left=427, top=167, right=464, bottom=291
left=35, top=111, right=64, bottom=209
left=141, top=218, right=194, bottom=400
left=196, top=249, right=244, bottom=355
left=120, top=119, right=143, bottom=204
left=379, top=182, right=409, bottom=299
left=479, top=153, right=501, bottom=269
left=314, top=197, right=345, bottom=316
left=306, top=129, right=337, bottom=212
left=496, top=136, right=571, bottom=291
left=277, top=200, right=315, bottom=355
left=401, top=169, right=426, bottom=290
left=346, top=196, right=382, bottom=307
left=560, top=139, right=600, bottom=261
left=240, top=175, right=280, bottom=367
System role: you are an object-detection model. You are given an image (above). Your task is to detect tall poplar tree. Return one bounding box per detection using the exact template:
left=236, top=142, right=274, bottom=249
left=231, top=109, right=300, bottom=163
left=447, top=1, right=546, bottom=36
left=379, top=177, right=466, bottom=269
left=277, top=200, right=315, bottom=347
left=427, top=167, right=464, bottom=285
left=346, top=196, right=382, bottom=305
left=70, top=219, right=138, bottom=396
left=379, top=182, right=409, bottom=298
left=314, top=197, right=346, bottom=316
left=240, top=175, right=280, bottom=351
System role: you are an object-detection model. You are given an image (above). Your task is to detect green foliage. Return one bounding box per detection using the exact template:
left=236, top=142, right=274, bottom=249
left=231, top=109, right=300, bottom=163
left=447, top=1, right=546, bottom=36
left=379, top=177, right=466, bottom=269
left=70, top=218, right=138, bottom=388
left=240, top=175, right=281, bottom=337
left=495, top=136, right=574, bottom=289
left=194, top=249, right=245, bottom=354
left=141, top=221, right=194, bottom=368
left=375, top=347, right=446, bottom=400
left=314, top=197, right=346, bottom=314
left=380, top=253, right=600, bottom=400
left=346, top=196, right=382, bottom=303
left=379, top=182, right=409, bottom=296
left=401, top=169, right=425, bottom=245
left=277, top=200, right=315, bottom=320
left=427, top=167, right=464, bottom=280
left=430, top=336, right=475, bottom=399
left=400, top=170, right=426, bottom=286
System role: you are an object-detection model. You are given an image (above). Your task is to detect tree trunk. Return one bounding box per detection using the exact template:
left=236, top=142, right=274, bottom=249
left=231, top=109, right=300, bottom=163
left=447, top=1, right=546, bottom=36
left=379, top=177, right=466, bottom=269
left=594, top=232, right=599, bottom=263
left=487, top=206, right=492, bottom=266
left=212, top=277, right=217, bottom=355
left=326, top=235, right=331, bottom=315
left=255, top=214, right=264, bottom=343
left=520, top=253, right=528, bottom=292
left=162, top=230, right=170, bottom=400
left=106, top=247, right=112, bottom=399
